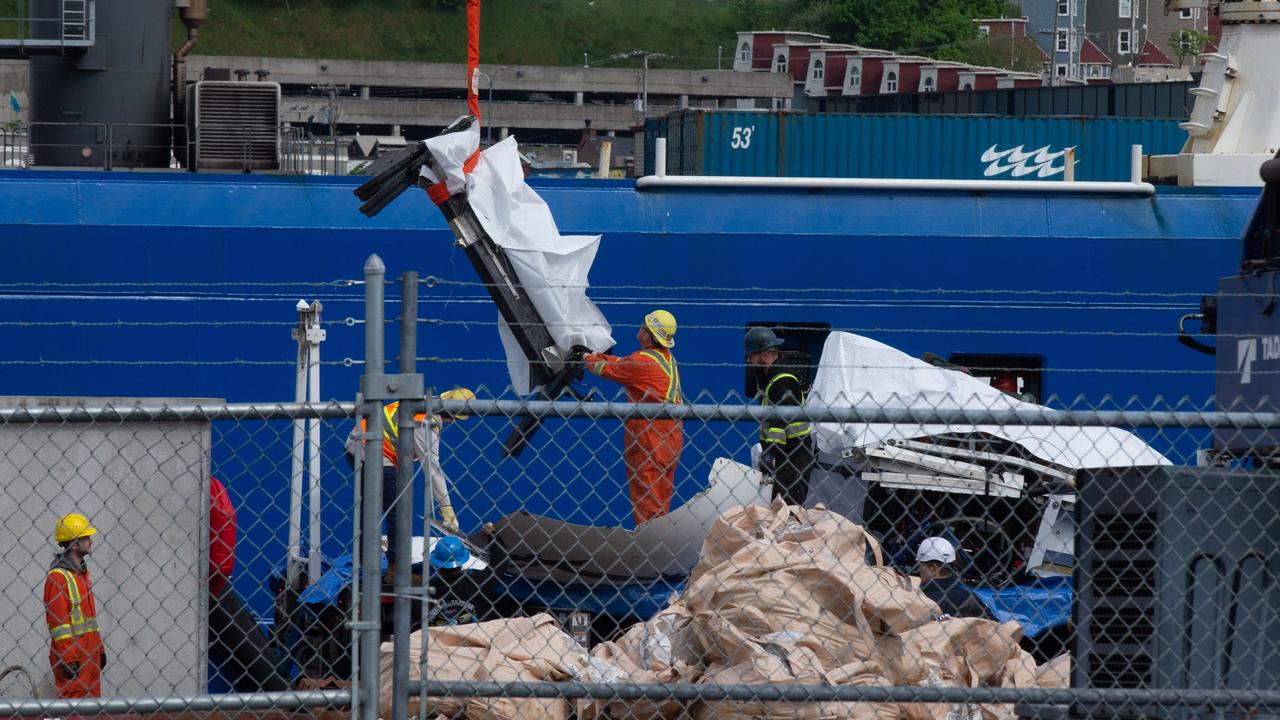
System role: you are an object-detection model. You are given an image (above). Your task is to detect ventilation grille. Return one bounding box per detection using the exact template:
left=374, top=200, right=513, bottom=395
left=1085, top=510, right=1158, bottom=690
left=192, top=82, right=280, bottom=171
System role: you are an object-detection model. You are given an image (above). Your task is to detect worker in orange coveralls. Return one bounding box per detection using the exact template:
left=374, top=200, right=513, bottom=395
left=582, top=310, right=684, bottom=526
left=43, top=512, right=106, bottom=698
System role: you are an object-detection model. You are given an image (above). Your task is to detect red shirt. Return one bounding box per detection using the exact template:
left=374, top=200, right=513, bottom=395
left=209, top=477, right=236, bottom=595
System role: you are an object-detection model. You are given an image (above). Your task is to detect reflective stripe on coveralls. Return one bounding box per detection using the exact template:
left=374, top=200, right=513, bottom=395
left=47, top=569, right=99, bottom=640
left=585, top=347, right=685, bottom=525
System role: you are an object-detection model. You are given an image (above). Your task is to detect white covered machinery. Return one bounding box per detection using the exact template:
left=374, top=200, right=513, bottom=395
left=1151, top=0, right=1280, bottom=185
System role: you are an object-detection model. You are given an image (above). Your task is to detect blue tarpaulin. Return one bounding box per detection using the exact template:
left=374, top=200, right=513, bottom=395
left=973, top=575, right=1072, bottom=637
left=296, top=552, right=387, bottom=606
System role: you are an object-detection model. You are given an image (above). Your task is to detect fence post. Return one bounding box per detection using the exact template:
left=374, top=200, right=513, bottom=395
left=392, top=271, right=419, bottom=720
left=358, top=254, right=386, bottom=720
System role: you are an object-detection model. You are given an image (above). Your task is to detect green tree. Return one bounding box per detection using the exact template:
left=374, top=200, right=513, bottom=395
left=954, top=35, right=1045, bottom=73
left=1168, top=29, right=1212, bottom=67
left=788, top=0, right=1019, bottom=57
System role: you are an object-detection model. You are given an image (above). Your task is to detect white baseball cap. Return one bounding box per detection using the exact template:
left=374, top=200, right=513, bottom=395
left=917, top=537, right=957, bottom=564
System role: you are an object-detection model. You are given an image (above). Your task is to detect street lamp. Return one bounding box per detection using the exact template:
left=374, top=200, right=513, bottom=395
left=607, top=50, right=673, bottom=117
left=479, top=65, right=507, bottom=143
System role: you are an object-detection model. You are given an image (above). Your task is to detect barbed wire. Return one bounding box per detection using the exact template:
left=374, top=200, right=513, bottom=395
left=0, top=358, right=349, bottom=367
left=0, top=280, right=360, bottom=289
left=413, top=356, right=1233, bottom=375
left=408, top=317, right=1219, bottom=338
left=421, top=276, right=1229, bottom=299
left=0, top=319, right=299, bottom=328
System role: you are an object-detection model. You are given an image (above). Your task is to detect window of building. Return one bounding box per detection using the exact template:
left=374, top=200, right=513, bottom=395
left=773, top=54, right=787, bottom=73
left=812, top=59, right=824, bottom=81
left=1119, top=0, right=1132, bottom=18
left=885, top=70, right=898, bottom=92
left=961, top=81, right=974, bottom=90
left=1118, top=29, right=1131, bottom=54
left=978, top=25, right=990, bottom=37
left=1056, top=30, right=1069, bottom=52
left=923, top=76, right=936, bottom=91
left=1058, top=0, right=1070, bottom=16
left=743, top=322, right=831, bottom=397
left=739, top=42, right=751, bottom=62
left=1056, top=64, right=1068, bottom=77
left=1180, top=7, right=1195, bottom=18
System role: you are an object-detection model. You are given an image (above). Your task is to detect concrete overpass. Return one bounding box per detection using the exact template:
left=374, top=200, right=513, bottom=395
left=199, top=55, right=790, bottom=132
left=3, top=54, right=792, bottom=134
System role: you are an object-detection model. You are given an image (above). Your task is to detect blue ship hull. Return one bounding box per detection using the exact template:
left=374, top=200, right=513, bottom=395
left=0, top=170, right=1258, bottom=613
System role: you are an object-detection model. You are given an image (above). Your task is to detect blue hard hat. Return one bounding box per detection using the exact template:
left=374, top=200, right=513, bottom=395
left=430, top=536, right=470, bottom=570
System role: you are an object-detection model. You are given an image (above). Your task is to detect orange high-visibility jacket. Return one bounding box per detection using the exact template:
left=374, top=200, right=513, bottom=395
left=585, top=347, right=684, bottom=524
left=44, top=556, right=104, bottom=697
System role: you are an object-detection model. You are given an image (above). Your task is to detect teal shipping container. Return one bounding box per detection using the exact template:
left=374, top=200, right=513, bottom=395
left=646, top=111, right=1186, bottom=182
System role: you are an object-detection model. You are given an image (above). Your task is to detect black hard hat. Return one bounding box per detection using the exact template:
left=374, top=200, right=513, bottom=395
left=744, top=327, right=785, bottom=354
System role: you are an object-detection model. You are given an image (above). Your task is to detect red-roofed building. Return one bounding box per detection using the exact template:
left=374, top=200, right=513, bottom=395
left=733, top=31, right=829, bottom=72
left=1137, top=39, right=1175, bottom=67
left=731, top=27, right=1048, bottom=104
left=974, top=17, right=1028, bottom=38
left=880, top=57, right=928, bottom=95
left=1079, top=38, right=1114, bottom=83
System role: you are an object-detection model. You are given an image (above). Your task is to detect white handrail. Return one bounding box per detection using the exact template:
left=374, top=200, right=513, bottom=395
left=636, top=174, right=1156, bottom=195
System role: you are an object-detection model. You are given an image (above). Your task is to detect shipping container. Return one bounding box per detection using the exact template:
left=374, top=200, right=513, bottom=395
left=645, top=111, right=1186, bottom=182
left=813, top=81, right=1195, bottom=119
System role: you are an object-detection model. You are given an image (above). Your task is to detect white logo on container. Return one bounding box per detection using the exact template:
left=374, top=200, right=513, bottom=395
left=981, top=144, right=1076, bottom=178
left=1239, top=338, right=1258, bottom=384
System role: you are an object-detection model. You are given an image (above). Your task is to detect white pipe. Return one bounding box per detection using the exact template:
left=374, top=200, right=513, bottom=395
left=597, top=140, right=612, bottom=179
left=306, top=303, right=323, bottom=584
left=654, top=138, right=667, bottom=177
left=286, top=300, right=309, bottom=589
left=1131, top=144, right=1143, bottom=184
left=635, top=174, right=1156, bottom=195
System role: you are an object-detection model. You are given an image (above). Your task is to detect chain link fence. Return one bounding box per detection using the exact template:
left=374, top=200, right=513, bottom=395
left=1, top=266, right=1278, bottom=720
left=0, top=403, right=357, bottom=717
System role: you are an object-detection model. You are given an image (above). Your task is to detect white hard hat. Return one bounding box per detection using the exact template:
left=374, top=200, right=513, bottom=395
left=917, top=537, right=956, bottom=564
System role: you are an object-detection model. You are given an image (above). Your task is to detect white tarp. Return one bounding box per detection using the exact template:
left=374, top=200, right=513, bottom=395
left=422, top=126, right=614, bottom=394
left=807, top=332, right=1170, bottom=469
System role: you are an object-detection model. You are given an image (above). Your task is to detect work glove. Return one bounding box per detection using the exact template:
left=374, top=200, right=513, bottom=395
left=100, top=650, right=107, bottom=671
left=440, top=505, right=460, bottom=535
left=568, top=344, right=592, bottom=380
left=59, top=661, right=80, bottom=681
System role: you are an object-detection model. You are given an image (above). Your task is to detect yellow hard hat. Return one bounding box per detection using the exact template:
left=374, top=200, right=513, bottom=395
left=644, top=310, right=677, bottom=348
left=53, top=512, right=97, bottom=544
left=439, top=387, right=476, bottom=420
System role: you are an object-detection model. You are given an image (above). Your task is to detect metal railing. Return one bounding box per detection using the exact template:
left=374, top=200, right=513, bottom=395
left=0, top=122, right=349, bottom=174
left=0, top=0, right=95, bottom=50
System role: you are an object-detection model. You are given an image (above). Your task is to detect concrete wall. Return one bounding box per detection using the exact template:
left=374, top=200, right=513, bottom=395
left=6, top=54, right=790, bottom=132
left=187, top=55, right=792, bottom=100
left=282, top=95, right=678, bottom=132
left=0, top=397, right=215, bottom=699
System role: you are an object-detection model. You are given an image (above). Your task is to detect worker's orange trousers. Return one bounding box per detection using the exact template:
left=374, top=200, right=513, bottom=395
left=50, top=651, right=102, bottom=698
left=623, top=419, right=683, bottom=526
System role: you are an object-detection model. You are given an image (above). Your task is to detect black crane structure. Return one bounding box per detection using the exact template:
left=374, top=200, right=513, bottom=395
left=353, top=116, right=598, bottom=457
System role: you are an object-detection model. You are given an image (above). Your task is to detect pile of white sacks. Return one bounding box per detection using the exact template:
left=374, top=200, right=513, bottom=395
left=383, top=501, right=1069, bottom=720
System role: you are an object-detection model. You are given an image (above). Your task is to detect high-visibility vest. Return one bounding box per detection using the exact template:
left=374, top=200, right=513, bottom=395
left=46, top=568, right=100, bottom=641
left=639, top=349, right=683, bottom=404
left=360, top=401, right=428, bottom=465
left=760, top=372, right=810, bottom=445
